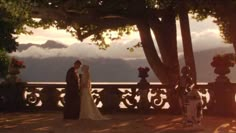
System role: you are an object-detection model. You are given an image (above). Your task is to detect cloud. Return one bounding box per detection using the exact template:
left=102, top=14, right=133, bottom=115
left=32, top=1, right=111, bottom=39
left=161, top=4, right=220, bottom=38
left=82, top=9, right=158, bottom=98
left=13, top=17, right=233, bottom=59
left=177, top=28, right=229, bottom=51
left=176, top=17, right=231, bottom=52
left=16, top=27, right=80, bottom=45
left=11, top=39, right=145, bottom=59
left=191, top=29, right=227, bottom=50
left=12, top=27, right=231, bottom=59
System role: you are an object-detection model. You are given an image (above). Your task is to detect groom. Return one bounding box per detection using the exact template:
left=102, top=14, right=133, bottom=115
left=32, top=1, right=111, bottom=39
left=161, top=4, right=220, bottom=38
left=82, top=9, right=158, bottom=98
left=63, top=60, right=82, bottom=120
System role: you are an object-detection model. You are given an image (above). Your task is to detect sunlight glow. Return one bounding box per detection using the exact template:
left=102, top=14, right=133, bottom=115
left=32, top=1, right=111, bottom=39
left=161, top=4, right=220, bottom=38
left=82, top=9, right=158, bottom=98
left=16, top=26, right=141, bottom=46
left=15, top=16, right=230, bottom=59
left=16, top=27, right=80, bottom=45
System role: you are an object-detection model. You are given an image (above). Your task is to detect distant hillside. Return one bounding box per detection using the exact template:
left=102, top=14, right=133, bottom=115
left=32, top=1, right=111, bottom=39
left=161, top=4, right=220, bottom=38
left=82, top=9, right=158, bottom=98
left=41, top=40, right=67, bottom=49
left=18, top=57, right=157, bottom=82
left=17, top=40, right=67, bottom=51
left=180, top=46, right=235, bottom=82
left=17, top=43, right=35, bottom=51
left=15, top=43, right=236, bottom=82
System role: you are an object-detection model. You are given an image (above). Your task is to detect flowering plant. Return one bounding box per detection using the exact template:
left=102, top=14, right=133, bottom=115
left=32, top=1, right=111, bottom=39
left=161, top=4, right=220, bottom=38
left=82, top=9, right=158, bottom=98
left=211, top=53, right=235, bottom=68
left=211, top=53, right=235, bottom=76
left=138, top=67, right=150, bottom=78
left=10, top=57, right=25, bottom=69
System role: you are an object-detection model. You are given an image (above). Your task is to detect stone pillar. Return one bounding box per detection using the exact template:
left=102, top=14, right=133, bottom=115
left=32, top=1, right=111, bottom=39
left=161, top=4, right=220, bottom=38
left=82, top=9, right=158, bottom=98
left=100, top=87, right=122, bottom=112
left=137, top=67, right=150, bottom=111
left=41, top=88, right=59, bottom=110
left=209, top=82, right=235, bottom=116
left=210, top=54, right=236, bottom=116
left=0, top=82, right=25, bottom=112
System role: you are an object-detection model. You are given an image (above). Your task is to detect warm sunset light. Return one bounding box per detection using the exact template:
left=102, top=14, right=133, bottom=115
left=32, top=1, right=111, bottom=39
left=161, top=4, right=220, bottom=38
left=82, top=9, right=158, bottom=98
left=1, top=1, right=236, bottom=133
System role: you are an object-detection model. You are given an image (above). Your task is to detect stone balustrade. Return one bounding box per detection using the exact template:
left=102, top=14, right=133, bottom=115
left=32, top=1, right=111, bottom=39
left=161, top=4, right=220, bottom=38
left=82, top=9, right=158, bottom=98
left=0, top=82, right=214, bottom=113
left=1, top=81, right=236, bottom=116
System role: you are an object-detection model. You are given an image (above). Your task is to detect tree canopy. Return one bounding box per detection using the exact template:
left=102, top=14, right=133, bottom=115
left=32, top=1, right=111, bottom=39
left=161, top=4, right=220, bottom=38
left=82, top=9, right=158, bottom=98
left=190, top=0, right=236, bottom=51
left=0, top=0, right=36, bottom=52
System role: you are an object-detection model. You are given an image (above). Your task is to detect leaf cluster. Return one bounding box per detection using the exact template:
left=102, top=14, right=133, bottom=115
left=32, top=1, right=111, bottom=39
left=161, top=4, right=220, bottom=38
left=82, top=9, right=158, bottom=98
left=190, top=0, right=236, bottom=44
left=0, top=0, right=39, bottom=52
left=0, top=49, right=9, bottom=78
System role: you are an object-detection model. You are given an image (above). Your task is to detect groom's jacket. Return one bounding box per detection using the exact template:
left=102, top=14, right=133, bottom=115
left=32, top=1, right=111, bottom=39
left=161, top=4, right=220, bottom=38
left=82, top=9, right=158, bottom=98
left=66, top=67, right=79, bottom=96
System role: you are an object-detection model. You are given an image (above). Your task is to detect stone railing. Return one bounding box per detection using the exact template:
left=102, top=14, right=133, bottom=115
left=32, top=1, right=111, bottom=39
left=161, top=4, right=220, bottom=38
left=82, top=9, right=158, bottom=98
left=0, top=82, right=210, bottom=111
left=1, top=81, right=236, bottom=115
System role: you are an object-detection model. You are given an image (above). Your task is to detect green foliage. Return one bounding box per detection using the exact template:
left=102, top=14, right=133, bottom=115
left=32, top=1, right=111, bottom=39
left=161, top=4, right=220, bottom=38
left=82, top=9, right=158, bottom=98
left=29, top=0, right=140, bottom=50
left=127, top=42, right=142, bottom=52
left=190, top=0, right=236, bottom=44
left=0, top=0, right=36, bottom=52
left=0, top=8, right=18, bottom=52
left=0, top=0, right=36, bottom=34
left=148, top=0, right=236, bottom=45
left=0, top=50, right=9, bottom=79
left=18, top=0, right=236, bottom=50
left=90, top=27, right=135, bottom=50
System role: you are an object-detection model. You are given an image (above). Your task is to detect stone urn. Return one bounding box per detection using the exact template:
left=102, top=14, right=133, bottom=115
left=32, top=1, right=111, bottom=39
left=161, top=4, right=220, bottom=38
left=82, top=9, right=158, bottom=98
left=6, top=57, right=25, bottom=83
left=211, top=54, right=235, bottom=83
left=138, top=67, right=150, bottom=84
left=7, top=67, right=21, bottom=83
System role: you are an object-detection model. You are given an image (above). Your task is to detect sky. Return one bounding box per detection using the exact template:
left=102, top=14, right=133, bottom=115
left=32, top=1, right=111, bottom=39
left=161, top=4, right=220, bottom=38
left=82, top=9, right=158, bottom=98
left=13, top=17, right=234, bottom=59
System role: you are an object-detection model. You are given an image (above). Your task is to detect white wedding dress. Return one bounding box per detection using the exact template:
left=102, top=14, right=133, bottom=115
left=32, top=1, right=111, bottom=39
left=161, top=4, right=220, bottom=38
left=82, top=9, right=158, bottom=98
left=79, top=65, right=107, bottom=120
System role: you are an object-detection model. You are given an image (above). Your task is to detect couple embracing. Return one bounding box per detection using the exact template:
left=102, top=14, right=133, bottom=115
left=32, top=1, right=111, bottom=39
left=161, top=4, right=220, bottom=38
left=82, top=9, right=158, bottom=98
left=63, top=60, right=107, bottom=120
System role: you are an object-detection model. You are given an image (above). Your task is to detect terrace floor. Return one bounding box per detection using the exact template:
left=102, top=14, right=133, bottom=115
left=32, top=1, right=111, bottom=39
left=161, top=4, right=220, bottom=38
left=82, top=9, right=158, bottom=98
left=0, top=112, right=236, bottom=133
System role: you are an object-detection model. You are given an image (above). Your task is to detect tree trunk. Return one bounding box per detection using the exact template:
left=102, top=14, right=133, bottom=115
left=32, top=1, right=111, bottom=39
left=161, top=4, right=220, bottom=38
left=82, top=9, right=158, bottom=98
left=230, top=17, right=236, bottom=53
left=137, top=21, right=170, bottom=84
left=233, top=41, right=236, bottom=53
left=179, top=7, right=197, bottom=83
left=159, top=11, right=179, bottom=85
left=149, top=10, right=180, bottom=85
left=137, top=9, right=180, bottom=85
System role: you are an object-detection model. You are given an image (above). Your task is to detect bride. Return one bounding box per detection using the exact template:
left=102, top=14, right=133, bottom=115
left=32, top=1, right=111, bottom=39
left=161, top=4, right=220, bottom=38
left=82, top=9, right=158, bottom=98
left=78, top=65, right=107, bottom=120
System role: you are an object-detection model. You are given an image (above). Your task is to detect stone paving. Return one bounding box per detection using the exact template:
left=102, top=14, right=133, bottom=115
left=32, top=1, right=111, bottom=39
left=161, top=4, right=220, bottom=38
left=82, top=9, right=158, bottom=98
left=0, top=112, right=236, bottom=133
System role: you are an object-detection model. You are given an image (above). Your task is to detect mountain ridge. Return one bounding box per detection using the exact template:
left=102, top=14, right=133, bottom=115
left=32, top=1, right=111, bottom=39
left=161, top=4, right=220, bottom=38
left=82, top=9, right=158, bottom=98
left=18, top=40, right=67, bottom=51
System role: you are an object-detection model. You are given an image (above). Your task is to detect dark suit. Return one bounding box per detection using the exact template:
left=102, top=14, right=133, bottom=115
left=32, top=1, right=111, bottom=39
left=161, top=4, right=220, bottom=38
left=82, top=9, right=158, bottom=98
left=63, top=67, right=80, bottom=119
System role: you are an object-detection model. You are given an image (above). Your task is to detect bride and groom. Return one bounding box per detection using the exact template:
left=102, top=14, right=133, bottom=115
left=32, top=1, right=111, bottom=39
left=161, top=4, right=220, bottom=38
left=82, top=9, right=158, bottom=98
left=63, top=60, right=107, bottom=120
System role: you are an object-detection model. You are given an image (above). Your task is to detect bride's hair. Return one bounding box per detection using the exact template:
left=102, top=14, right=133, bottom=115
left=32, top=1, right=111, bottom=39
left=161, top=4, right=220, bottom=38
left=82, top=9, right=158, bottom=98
left=81, top=65, right=91, bottom=86
left=82, top=65, right=89, bottom=72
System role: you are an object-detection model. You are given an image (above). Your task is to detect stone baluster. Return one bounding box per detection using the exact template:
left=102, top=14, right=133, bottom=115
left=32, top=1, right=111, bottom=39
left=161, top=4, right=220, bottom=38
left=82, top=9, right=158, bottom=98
left=137, top=67, right=150, bottom=111
left=100, top=87, right=122, bottom=112
left=41, top=88, right=59, bottom=110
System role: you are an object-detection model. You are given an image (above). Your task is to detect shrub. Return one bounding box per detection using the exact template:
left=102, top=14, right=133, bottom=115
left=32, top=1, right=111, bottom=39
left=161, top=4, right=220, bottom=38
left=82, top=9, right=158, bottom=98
left=0, top=50, right=10, bottom=79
